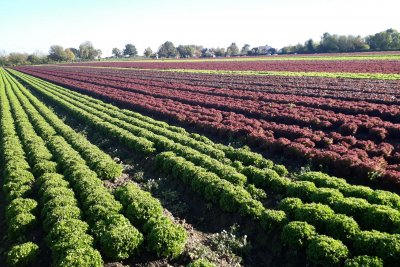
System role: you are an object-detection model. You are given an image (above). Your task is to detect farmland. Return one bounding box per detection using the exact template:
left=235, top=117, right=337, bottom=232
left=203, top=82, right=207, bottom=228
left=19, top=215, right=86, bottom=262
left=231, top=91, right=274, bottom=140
left=1, top=53, right=400, bottom=267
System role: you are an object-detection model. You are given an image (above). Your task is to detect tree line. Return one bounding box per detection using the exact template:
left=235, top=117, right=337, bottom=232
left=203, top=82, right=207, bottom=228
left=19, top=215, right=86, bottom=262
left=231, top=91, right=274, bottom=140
left=0, top=41, right=101, bottom=66
left=110, top=42, right=275, bottom=59
left=104, top=28, right=400, bottom=59
left=280, top=28, right=400, bottom=54
left=1, top=28, right=399, bottom=66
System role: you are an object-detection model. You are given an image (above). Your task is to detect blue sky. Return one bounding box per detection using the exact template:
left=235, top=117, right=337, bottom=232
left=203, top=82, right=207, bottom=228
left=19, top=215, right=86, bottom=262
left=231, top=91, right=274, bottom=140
left=0, top=0, right=399, bottom=56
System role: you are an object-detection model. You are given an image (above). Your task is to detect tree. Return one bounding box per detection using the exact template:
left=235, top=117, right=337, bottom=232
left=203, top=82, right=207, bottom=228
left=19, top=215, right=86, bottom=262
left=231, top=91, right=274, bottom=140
left=0, top=50, right=7, bottom=66
left=144, top=47, right=153, bottom=57
left=48, top=45, right=67, bottom=61
left=8, top=53, right=28, bottom=65
left=67, top=48, right=80, bottom=58
left=305, top=39, right=317, bottom=53
left=27, top=54, right=41, bottom=64
left=251, top=47, right=259, bottom=55
left=366, top=28, right=400, bottom=51
left=268, top=47, right=277, bottom=54
left=112, top=48, right=122, bottom=58
left=351, top=35, right=370, bottom=51
left=27, top=51, right=47, bottom=64
left=158, top=41, right=178, bottom=58
left=294, top=43, right=306, bottom=53
left=319, top=33, right=340, bottom=53
left=64, top=48, right=75, bottom=61
left=226, top=43, right=239, bottom=56
left=177, top=45, right=195, bottom=58
left=214, top=47, right=226, bottom=57
left=79, top=41, right=101, bottom=60
left=241, top=44, right=251, bottom=55
left=123, top=44, right=138, bottom=57
left=337, top=35, right=350, bottom=52
left=0, top=56, right=7, bottom=66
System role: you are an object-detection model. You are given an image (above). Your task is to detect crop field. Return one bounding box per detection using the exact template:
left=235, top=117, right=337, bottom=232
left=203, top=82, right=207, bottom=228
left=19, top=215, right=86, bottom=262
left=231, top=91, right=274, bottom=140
left=1, top=53, right=400, bottom=267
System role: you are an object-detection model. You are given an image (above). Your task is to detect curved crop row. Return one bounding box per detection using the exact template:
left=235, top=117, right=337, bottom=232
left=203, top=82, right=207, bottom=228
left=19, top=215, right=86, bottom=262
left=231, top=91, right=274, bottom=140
left=9, top=70, right=156, bottom=155
left=6, top=71, right=122, bottom=180
left=7, top=68, right=336, bottom=265
left=10, top=70, right=249, bottom=185
left=24, top=70, right=282, bottom=171
left=2, top=69, right=103, bottom=266
left=14, top=70, right=400, bottom=209
left=46, top=66, right=400, bottom=105
left=0, top=70, right=40, bottom=266
left=14, top=69, right=279, bottom=171
left=60, top=58, right=400, bottom=74
left=5, top=69, right=191, bottom=261
left=155, top=151, right=360, bottom=266
left=242, top=164, right=400, bottom=234
left=11, top=69, right=400, bottom=234
left=115, top=182, right=187, bottom=258
left=7, top=69, right=400, bottom=265
left=159, top=150, right=395, bottom=264
left=2, top=70, right=144, bottom=261
left=11, top=68, right=400, bottom=186
left=10, top=69, right=286, bottom=187
left=279, top=198, right=400, bottom=264
left=297, top=171, right=400, bottom=209
left=20, top=67, right=400, bottom=142
left=38, top=66, right=400, bottom=102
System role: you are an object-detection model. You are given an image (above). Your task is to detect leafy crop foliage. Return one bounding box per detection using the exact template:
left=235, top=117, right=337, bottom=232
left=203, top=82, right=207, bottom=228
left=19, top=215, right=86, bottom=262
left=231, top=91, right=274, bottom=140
left=6, top=68, right=400, bottom=266
left=6, top=242, right=39, bottom=267
left=187, top=259, right=217, bottom=267
left=6, top=79, right=143, bottom=261
left=282, top=221, right=316, bottom=248
left=0, top=70, right=39, bottom=266
left=115, top=182, right=187, bottom=258
left=306, top=235, right=349, bottom=266
left=344, top=256, right=384, bottom=267
left=144, top=217, right=187, bottom=258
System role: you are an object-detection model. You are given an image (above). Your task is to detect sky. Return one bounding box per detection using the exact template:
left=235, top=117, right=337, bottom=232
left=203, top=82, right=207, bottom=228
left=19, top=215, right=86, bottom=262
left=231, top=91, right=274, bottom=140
left=0, top=0, right=399, bottom=56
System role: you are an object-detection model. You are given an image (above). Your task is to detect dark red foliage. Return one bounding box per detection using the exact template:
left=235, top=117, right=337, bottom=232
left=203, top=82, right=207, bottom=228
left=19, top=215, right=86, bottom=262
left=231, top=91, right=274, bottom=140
left=14, top=64, right=400, bottom=186
left=63, top=59, right=400, bottom=74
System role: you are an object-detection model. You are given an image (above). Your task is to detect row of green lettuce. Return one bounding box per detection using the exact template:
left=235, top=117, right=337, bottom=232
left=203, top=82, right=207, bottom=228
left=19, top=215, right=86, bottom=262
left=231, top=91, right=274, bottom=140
left=0, top=68, right=188, bottom=266
left=11, top=68, right=400, bottom=234
left=10, top=69, right=400, bottom=266
left=11, top=67, right=396, bottom=266
left=0, top=69, right=41, bottom=266
left=9, top=68, right=189, bottom=259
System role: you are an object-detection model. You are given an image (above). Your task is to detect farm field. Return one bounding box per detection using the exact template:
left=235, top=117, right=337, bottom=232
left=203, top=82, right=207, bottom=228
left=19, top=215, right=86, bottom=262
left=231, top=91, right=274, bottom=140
left=14, top=55, right=400, bottom=188
left=2, top=53, right=400, bottom=267
left=64, top=58, right=400, bottom=74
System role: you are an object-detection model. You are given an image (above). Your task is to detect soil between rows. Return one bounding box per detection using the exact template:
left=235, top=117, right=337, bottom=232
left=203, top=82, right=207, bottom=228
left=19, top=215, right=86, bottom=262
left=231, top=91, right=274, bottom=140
left=24, top=83, right=307, bottom=267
